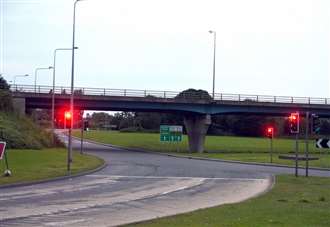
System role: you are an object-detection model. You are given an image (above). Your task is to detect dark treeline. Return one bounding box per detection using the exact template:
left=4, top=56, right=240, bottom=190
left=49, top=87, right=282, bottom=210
left=87, top=111, right=330, bottom=137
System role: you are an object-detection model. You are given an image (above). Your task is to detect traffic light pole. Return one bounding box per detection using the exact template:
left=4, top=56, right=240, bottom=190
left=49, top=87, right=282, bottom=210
left=80, top=112, right=84, bottom=155
left=295, top=133, right=299, bottom=177
left=270, top=137, right=273, bottom=163
left=305, top=112, right=309, bottom=177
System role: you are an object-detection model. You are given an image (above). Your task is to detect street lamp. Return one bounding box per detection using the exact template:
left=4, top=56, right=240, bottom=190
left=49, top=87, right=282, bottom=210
left=34, top=66, right=53, bottom=93
left=52, top=47, right=78, bottom=145
left=68, top=0, right=84, bottom=172
left=209, top=30, right=216, bottom=99
left=13, top=74, right=29, bottom=86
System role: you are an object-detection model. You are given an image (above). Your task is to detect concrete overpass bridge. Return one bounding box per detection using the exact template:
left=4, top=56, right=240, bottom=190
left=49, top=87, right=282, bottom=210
left=10, top=84, right=330, bottom=152
left=10, top=84, right=330, bottom=116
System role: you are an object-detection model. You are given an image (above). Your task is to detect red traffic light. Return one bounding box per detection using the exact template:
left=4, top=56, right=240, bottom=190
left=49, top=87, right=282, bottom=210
left=266, top=127, right=274, bottom=138
left=289, top=112, right=299, bottom=133
left=290, top=115, right=297, bottom=121
left=64, top=111, right=72, bottom=120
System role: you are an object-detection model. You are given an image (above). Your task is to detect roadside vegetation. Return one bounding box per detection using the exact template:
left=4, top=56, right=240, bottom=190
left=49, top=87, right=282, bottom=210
left=73, top=130, right=330, bottom=168
left=127, top=175, right=330, bottom=227
left=0, top=76, right=104, bottom=185
left=0, top=111, right=62, bottom=149
left=0, top=76, right=60, bottom=149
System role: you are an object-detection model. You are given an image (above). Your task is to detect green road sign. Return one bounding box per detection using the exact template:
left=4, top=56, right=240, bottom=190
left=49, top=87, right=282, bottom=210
left=160, top=125, right=183, bottom=142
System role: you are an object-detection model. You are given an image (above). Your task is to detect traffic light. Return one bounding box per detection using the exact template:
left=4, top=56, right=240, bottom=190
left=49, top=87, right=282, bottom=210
left=289, top=112, right=299, bottom=134
left=266, top=127, right=274, bottom=139
left=64, top=111, right=72, bottom=129
left=311, top=114, right=321, bottom=134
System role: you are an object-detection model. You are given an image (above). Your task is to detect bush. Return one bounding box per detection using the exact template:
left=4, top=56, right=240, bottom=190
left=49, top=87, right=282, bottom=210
left=0, top=112, right=63, bottom=149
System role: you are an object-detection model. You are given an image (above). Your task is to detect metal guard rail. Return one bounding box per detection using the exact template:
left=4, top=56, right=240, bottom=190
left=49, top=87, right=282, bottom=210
left=9, top=84, right=330, bottom=105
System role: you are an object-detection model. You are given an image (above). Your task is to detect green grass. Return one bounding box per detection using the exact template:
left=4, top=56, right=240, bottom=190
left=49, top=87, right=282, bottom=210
left=127, top=175, right=330, bottom=227
left=73, top=130, right=330, bottom=168
left=0, top=148, right=104, bottom=186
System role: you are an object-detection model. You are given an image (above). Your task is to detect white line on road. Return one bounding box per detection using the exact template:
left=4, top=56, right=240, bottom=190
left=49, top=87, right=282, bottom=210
left=162, top=186, right=189, bottom=195
left=44, top=218, right=88, bottom=226
left=87, top=174, right=266, bottom=182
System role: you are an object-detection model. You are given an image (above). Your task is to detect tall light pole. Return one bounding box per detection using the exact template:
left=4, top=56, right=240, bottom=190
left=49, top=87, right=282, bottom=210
left=68, top=0, right=83, bottom=172
left=209, top=30, right=216, bottom=99
left=52, top=47, right=78, bottom=145
left=13, top=74, right=29, bottom=86
left=34, top=66, right=53, bottom=93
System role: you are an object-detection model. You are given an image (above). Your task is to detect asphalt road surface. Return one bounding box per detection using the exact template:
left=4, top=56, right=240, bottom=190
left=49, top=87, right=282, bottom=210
left=1, top=134, right=330, bottom=227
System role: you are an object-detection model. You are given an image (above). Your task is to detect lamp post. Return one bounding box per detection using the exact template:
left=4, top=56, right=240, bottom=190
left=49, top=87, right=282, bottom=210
left=209, top=30, right=216, bottom=99
left=52, top=47, right=78, bottom=145
left=34, top=66, right=53, bottom=93
left=68, top=0, right=83, bottom=172
left=13, top=74, right=29, bottom=86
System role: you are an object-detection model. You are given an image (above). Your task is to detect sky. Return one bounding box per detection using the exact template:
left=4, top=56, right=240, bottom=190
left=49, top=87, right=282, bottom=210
left=1, top=0, right=330, bottom=98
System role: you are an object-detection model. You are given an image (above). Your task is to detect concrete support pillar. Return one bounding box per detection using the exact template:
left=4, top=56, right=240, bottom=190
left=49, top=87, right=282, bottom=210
left=184, top=114, right=211, bottom=153
left=12, top=97, right=26, bottom=116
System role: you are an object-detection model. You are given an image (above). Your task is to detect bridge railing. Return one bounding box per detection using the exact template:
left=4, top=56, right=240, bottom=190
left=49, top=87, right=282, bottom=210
left=9, top=84, right=330, bottom=105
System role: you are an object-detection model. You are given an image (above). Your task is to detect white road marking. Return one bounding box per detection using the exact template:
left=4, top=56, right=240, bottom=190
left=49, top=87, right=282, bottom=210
left=162, top=186, right=189, bottom=195
left=44, top=218, right=88, bottom=226
left=87, top=174, right=265, bottom=182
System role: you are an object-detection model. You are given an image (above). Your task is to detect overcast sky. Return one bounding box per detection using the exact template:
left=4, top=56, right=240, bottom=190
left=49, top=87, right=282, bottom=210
left=1, top=0, right=330, bottom=98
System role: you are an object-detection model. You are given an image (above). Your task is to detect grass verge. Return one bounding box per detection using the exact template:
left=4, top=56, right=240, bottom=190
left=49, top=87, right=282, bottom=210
left=0, top=148, right=104, bottom=186
left=127, top=175, right=330, bottom=227
left=73, top=130, right=330, bottom=168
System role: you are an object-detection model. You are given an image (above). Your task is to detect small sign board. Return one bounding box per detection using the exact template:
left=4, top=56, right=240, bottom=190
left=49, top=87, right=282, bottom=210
left=160, top=125, right=183, bottom=142
left=0, top=142, right=6, bottom=160
left=316, top=139, right=330, bottom=148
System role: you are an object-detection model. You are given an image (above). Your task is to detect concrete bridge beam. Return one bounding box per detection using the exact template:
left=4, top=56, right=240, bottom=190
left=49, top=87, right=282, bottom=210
left=184, top=114, right=211, bottom=153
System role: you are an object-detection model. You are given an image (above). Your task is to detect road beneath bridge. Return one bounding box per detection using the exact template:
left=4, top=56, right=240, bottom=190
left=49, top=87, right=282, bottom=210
left=1, top=134, right=330, bottom=226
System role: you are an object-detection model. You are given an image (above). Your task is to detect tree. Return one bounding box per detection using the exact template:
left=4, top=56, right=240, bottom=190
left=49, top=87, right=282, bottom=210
left=118, top=112, right=135, bottom=129
left=135, top=112, right=161, bottom=130
left=175, top=88, right=212, bottom=101
left=0, top=75, right=13, bottom=112
left=0, top=75, right=10, bottom=90
left=90, top=112, right=113, bottom=129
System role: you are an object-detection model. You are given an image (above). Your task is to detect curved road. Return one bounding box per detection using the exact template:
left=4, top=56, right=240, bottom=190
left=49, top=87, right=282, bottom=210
left=1, top=135, right=330, bottom=226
